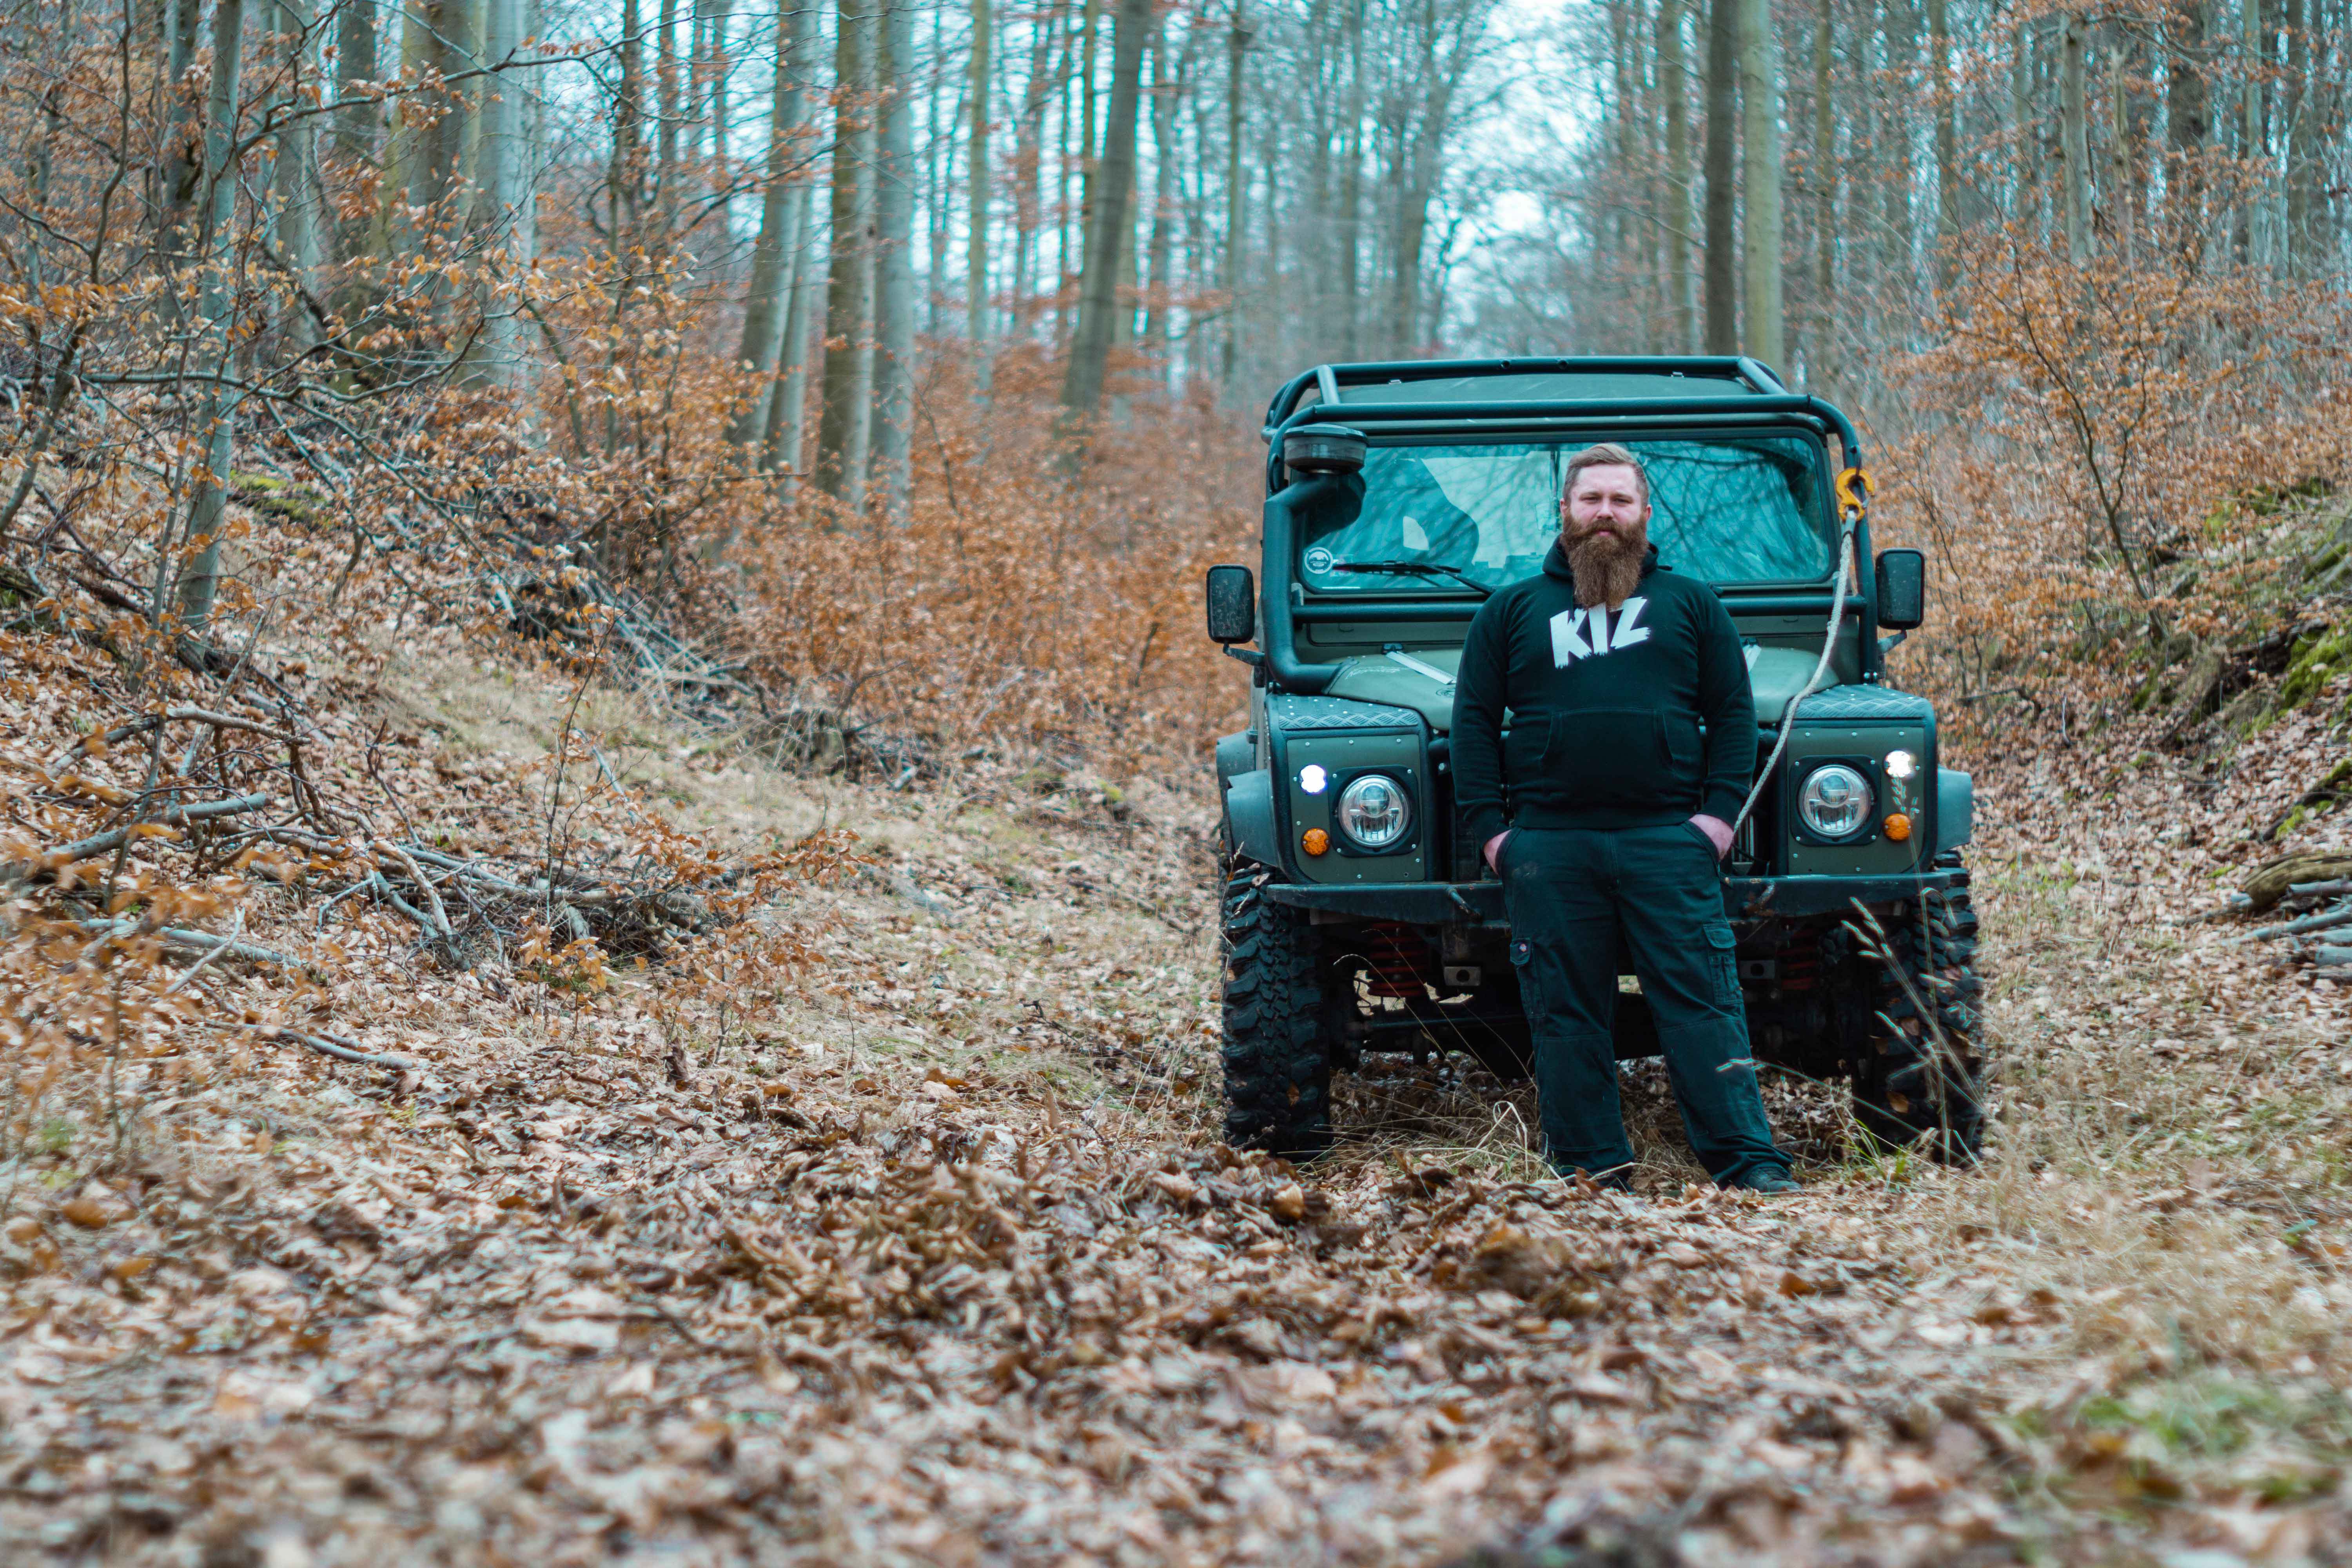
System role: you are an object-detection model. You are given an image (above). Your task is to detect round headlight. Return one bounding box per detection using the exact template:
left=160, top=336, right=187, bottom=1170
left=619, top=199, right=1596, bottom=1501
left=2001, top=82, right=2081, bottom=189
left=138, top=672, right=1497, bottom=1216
left=1798, top=764, right=1875, bottom=839
left=1336, top=774, right=1412, bottom=849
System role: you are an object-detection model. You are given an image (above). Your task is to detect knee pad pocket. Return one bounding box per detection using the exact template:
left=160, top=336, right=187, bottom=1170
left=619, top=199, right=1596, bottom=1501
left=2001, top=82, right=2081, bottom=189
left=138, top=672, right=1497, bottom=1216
left=1705, top=926, right=1740, bottom=1013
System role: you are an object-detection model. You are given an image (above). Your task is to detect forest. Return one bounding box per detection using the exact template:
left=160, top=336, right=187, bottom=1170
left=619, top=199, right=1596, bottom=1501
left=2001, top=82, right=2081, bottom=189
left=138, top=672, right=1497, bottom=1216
left=3, top=0, right=2352, bottom=1557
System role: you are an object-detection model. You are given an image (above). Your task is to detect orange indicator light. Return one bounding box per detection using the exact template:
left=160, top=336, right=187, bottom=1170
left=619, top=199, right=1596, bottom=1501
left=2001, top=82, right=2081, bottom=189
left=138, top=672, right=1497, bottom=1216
left=1884, top=813, right=1912, bottom=842
left=1301, top=828, right=1331, bottom=856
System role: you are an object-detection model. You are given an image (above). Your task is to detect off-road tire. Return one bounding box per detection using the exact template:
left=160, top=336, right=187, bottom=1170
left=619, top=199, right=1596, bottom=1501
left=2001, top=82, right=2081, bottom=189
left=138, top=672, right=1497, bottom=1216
left=1854, top=863, right=1986, bottom=1162
left=1219, top=862, right=1334, bottom=1158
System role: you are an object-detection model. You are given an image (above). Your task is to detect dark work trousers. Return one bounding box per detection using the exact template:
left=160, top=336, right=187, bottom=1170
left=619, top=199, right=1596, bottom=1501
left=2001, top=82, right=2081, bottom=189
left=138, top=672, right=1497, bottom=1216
left=1501, top=823, right=1789, bottom=1188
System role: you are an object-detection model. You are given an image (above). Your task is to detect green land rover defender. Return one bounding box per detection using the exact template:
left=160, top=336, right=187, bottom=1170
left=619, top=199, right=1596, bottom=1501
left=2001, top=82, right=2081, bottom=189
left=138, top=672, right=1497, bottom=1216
left=1205, top=357, right=1985, bottom=1163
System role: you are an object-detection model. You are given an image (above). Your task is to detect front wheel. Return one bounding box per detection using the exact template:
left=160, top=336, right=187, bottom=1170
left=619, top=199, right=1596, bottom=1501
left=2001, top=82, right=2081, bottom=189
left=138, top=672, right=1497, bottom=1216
left=1218, top=860, right=1334, bottom=1158
left=1852, top=867, right=1987, bottom=1162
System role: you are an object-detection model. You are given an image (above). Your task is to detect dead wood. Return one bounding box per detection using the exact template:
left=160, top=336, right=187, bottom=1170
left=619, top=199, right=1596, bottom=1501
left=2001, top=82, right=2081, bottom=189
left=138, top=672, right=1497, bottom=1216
left=51, top=706, right=298, bottom=770
left=2233, top=903, right=2352, bottom=944
left=236, top=1020, right=421, bottom=1071
left=2238, top=849, right=2352, bottom=912
left=26, top=791, right=274, bottom=871
left=77, top=918, right=310, bottom=975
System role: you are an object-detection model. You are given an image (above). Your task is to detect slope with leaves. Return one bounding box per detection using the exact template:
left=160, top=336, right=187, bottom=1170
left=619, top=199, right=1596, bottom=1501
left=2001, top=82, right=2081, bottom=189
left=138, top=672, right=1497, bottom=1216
left=5, top=586, right=2352, bottom=1565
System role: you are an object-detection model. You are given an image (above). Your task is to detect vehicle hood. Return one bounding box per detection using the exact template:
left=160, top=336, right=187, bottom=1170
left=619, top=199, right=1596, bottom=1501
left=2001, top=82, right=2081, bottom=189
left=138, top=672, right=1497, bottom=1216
left=1321, top=642, right=1831, bottom=732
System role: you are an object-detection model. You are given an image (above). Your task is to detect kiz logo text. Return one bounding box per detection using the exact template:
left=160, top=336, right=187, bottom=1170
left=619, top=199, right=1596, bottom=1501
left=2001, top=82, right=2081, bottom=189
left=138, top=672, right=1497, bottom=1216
left=1548, top=597, right=1651, bottom=666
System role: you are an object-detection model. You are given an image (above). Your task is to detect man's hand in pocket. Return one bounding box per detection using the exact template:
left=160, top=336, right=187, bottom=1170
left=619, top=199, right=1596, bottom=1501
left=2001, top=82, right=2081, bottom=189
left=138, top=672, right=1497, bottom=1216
left=1484, top=830, right=1512, bottom=872
left=1690, top=814, right=1733, bottom=858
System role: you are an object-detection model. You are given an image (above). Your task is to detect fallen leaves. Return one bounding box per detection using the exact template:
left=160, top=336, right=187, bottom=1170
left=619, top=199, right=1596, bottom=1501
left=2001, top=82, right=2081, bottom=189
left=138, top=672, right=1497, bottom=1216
left=57, top=1196, right=125, bottom=1230
left=5, top=595, right=2352, bottom=1566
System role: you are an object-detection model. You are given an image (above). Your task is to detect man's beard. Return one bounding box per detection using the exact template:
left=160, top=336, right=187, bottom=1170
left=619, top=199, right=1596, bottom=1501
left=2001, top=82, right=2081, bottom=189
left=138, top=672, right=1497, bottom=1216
left=1565, top=519, right=1648, bottom=610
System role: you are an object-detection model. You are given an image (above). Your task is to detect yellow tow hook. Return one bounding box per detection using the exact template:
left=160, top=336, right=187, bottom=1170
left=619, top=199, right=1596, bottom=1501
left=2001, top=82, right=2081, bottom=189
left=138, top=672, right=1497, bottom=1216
left=1835, top=465, right=1873, bottom=523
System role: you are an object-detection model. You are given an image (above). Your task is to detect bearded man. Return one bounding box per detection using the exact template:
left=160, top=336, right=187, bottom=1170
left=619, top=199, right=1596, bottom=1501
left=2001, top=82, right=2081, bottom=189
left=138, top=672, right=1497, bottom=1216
left=1452, top=443, right=1795, bottom=1194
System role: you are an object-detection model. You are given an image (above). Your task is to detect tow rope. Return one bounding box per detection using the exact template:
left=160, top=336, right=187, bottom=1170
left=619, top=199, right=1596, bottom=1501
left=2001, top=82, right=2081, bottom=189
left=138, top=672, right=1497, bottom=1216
left=1730, top=467, right=1871, bottom=842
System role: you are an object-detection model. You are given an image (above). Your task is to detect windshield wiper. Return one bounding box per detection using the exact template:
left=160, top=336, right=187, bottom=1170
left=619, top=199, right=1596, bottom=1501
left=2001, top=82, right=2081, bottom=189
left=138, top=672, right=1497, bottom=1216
left=1328, top=560, right=1492, bottom=598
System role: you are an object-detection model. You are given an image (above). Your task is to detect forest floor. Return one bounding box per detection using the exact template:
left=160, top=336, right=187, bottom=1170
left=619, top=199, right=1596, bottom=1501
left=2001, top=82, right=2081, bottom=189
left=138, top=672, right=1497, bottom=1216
left=6, top=617, right=2352, bottom=1567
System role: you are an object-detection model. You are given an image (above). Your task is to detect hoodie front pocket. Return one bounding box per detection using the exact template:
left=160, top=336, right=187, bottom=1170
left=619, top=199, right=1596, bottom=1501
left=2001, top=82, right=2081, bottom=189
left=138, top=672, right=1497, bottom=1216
left=1542, top=708, right=1670, bottom=809
left=1503, top=715, right=1549, bottom=784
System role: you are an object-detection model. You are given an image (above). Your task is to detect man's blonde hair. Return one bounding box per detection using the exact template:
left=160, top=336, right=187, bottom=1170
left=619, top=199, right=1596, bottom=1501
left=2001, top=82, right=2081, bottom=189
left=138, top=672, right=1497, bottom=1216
left=1561, top=443, right=1650, bottom=505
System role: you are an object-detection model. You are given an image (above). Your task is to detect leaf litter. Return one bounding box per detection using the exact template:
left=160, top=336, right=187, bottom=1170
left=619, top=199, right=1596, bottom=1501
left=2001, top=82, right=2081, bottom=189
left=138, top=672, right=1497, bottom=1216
left=4, top=620, right=2352, bottom=1566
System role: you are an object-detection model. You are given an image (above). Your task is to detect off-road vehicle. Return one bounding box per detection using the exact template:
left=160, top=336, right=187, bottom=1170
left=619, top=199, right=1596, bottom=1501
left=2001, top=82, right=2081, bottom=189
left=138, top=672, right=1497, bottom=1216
left=1205, top=357, right=1984, bottom=1162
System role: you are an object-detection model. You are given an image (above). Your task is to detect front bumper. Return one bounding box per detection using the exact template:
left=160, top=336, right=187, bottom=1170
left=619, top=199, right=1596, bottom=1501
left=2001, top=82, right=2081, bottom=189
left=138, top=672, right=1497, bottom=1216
left=1259, top=869, right=1964, bottom=925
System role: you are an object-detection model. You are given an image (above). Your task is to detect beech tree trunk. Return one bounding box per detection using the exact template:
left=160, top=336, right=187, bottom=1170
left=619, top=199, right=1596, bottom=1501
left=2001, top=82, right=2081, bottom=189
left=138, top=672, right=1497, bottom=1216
left=2168, top=0, right=2209, bottom=252
left=1737, top=0, right=1783, bottom=366
left=869, top=0, right=917, bottom=515
left=763, top=180, right=818, bottom=473
left=2011, top=17, right=2036, bottom=237
left=1811, top=0, right=1834, bottom=381
left=1926, top=0, right=1958, bottom=275
left=2284, top=0, right=2314, bottom=272
left=1335, top=0, right=1365, bottom=356
left=608, top=0, right=646, bottom=274
left=967, top=0, right=993, bottom=346
left=270, top=0, right=324, bottom=355
left=2110, top=38, right=2135, bottom=266
left=926, top=15, right=958, bottom=341
left=729, top=0, right=816, bottom=451
left=1660, top=0, right=1696, bottom=353
left=1079, top=0, right=1102, bottom=252
left=152, top=0, right=205, bottom=295
left=2241, top=0, right=2265, bottom=262
left=417, top=0, right=476, bottom=218
left=657, top=0, right=682, bottom=238
left=1060, top=0, right=1151, bottom=418
left=1700, top=0, right=1738, bottom=352
left=472, top=0, right=534, bottom=385
left=2060, top=11, right=2090, bottom=260
left=174, top=0, right=250, bottom=629
left=332, top=0, right=377, bottom=267
left=1221, top=0, right=1247, bottom=385
left=1882, top=0, right=1915, bottom=269
left=816, top=0, right=877, bottom=499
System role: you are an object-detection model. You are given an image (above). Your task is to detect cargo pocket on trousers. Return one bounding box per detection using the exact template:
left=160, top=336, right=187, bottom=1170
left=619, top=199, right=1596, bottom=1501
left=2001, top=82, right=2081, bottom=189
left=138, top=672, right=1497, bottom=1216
left=1510, top=937, right=1541, bottom=1019
left=1704, top=926, right=1740, bottom=1013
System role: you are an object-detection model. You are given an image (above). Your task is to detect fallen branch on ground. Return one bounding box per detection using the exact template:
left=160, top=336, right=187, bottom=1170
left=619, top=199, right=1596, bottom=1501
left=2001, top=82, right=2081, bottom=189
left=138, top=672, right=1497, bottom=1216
left=52, top=706, right=298, bottom=770
left=77, top=918, right=311, bottom=975
left=2232, top=900, right=2352, bottom=945
left=26, top=792, right=275, bottom=871
left=2238, top=850, right=2352, bottom=912
left=233, top=1020, right=422, bottom=1071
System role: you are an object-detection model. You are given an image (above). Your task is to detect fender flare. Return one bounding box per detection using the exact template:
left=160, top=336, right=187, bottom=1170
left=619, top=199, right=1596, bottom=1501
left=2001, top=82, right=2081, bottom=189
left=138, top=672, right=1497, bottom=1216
left=1215, top=731, right=1254, bottom=791
left=1224, top=769, right=1284, bottom=869
left=1934, top=767, right=1974, bottom=857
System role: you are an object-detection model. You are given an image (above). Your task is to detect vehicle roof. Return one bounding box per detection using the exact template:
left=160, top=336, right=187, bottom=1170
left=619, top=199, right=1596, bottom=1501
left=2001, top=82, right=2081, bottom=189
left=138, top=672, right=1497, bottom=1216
left=1263, top=355, right=1791, bottom=431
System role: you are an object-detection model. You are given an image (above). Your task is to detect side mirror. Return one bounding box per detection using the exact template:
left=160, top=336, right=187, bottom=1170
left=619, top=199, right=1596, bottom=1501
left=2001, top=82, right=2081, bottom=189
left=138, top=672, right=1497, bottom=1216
left=1875, top=548, right=1926, bottom=631
left=1205, top=564, right=1257, bottom=645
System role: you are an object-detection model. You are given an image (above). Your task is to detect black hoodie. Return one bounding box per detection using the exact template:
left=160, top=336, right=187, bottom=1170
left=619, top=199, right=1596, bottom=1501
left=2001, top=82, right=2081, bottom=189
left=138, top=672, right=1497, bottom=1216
left=1452, top=537, right=1756, bottom=847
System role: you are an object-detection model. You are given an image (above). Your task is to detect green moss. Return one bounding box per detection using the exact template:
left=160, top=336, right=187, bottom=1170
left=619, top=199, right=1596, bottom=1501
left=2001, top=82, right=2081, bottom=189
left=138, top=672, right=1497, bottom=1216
left=2241, top=475, right=2334, bottom=517
left=2278, top=625, right=2352, bottom=712
left=232, top=471, right=327, bottom=527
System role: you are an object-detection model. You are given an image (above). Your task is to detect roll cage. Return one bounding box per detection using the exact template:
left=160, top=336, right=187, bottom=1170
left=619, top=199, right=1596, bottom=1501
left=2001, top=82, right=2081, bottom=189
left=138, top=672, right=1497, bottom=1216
left=1252, top=356, right=1880, bottom=695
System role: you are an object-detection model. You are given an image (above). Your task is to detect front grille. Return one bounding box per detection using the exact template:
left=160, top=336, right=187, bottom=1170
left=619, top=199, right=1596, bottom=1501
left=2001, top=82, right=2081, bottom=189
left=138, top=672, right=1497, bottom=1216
left=1730, top=766, right=1780, bottom=875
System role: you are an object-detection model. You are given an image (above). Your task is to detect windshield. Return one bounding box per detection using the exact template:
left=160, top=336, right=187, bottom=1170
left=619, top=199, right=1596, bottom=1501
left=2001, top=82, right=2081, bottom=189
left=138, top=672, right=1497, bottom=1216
left=1296, top=435, right=1832, bottom=593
